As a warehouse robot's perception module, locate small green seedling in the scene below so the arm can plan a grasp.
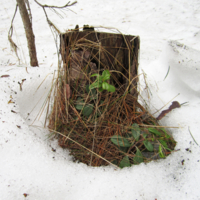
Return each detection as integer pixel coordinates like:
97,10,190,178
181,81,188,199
89,70,116,92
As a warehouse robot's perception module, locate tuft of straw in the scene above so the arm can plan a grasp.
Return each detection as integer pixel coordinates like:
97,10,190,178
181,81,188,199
47,27,176,167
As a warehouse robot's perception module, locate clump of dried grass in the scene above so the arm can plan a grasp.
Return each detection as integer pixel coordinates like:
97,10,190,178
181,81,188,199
47,28,176,168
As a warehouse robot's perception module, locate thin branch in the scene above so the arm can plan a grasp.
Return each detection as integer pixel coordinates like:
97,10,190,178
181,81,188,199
8,4,20,62
39,6,60,34
34,0,77,21
37,6,61,69
34,0,77,9
8,4,18,37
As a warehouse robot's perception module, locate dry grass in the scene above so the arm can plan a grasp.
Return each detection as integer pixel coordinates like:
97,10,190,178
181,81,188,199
46,28,176,168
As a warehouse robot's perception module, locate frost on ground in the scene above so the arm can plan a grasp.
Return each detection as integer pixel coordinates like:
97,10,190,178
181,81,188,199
0,0,200,199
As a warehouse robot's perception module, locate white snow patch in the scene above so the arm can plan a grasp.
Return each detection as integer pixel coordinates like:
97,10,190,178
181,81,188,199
0,0,200,199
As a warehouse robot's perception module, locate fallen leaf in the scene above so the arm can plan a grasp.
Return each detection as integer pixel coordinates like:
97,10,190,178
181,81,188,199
23,193,28,197
156,101,181,120
8,99,14,104
0,75,10,78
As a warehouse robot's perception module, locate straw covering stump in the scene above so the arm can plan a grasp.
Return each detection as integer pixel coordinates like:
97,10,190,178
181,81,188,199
48,26,176,168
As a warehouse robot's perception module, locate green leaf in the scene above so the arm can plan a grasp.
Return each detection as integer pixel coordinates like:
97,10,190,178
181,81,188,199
119,156,131,168
75,98,84,110
131,123,141,141
102,82,110,90
90,89,97,100
165,134,171,139
143,140,154,152
98,87,103,92
100,100,104,105
83,104,93,117
89,80,102,90
111,135,131,147
86,84,90,93
159,145,165,158
107,84,116,92
142,133,148,138
90,96,97,100
102,70,111,81
133,147,143,164
118,146,128,153
112,160,118,165
86,84,97,99
90,73,100,78
148,128,162,136
159,128,171,139
91,88,97,96
158,139,168,149
160,128,167,134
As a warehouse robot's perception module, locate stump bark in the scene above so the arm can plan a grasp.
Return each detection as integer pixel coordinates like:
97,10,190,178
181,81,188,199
60,27,140,98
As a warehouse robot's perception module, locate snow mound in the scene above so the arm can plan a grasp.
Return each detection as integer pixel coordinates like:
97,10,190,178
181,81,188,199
167,40,200,93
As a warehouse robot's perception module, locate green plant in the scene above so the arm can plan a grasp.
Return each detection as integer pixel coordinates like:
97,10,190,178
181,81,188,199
89,70,116,92
75,85,101,118
110,124,174,168
75,97,94,117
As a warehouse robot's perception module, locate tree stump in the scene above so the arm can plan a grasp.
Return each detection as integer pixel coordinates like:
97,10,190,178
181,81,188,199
60,26,140,98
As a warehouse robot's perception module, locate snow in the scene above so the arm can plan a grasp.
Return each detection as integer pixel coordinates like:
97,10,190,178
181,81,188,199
0,0,200,199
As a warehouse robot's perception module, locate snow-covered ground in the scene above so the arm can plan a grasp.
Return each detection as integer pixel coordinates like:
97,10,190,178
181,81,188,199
0,0,200,199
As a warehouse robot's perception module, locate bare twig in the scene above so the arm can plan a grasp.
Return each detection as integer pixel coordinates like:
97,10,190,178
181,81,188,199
33,0,77,9
33,0,77,34
8,4,18,37
8,4,20,62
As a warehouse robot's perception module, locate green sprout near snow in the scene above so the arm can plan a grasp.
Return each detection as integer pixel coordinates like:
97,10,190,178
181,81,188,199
89,70,116,92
